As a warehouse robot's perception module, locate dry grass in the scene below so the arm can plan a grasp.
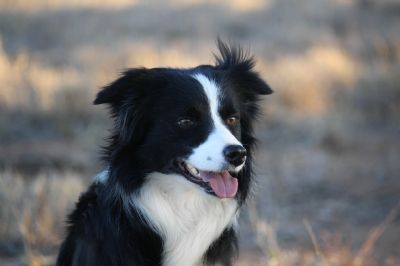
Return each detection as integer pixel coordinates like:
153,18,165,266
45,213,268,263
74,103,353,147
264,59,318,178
0,0,271,12
0,39,82,110
0,171,84,265
240,201,400,266
262,45,360,115
0,0,139,11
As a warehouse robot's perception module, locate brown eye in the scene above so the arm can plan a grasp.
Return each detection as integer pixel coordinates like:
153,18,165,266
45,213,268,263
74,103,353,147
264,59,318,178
226,116,239,127
177,118,195,129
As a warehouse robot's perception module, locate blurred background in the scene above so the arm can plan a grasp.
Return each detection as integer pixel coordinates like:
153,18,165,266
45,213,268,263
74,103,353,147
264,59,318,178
0,0,399,265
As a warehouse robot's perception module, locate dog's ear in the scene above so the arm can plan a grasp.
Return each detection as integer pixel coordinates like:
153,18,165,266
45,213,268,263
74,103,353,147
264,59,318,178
94,68,150,110
94,68,156,146
214,39,273,96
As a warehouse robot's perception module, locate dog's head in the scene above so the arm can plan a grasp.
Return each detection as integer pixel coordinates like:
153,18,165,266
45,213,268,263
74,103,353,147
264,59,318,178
95,41,272,203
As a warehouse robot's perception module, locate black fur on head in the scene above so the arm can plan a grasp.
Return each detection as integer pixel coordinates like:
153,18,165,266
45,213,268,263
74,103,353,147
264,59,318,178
94,40,272,203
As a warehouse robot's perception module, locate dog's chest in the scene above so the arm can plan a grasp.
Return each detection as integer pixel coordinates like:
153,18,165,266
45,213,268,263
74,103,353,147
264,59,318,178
134,173,238,266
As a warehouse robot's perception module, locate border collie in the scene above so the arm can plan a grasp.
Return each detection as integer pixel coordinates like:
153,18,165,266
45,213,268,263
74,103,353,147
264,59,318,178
57,40,272,266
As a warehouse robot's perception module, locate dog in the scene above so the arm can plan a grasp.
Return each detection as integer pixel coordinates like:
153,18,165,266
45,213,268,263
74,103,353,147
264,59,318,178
57,40,272,266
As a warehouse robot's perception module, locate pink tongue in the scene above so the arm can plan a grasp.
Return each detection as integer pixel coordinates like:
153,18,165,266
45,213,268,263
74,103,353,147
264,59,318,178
200,171,238,198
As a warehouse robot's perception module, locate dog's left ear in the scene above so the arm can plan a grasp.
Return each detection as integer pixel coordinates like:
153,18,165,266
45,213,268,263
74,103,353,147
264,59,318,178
214,39,273,97
230,67,273,98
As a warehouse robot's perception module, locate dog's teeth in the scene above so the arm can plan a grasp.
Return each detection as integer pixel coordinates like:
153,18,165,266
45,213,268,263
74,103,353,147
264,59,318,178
192,168,199,176
187,165,199,176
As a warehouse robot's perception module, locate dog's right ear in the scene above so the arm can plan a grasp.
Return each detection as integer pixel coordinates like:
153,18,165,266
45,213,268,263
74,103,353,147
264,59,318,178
94,68,150,110
94,68,156,146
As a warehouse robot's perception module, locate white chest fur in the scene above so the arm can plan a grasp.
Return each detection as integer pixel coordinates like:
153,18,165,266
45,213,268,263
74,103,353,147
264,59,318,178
133,172,238,266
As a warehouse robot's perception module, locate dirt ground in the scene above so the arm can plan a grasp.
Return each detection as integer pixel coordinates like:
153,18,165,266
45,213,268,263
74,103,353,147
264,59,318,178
0,0,399,265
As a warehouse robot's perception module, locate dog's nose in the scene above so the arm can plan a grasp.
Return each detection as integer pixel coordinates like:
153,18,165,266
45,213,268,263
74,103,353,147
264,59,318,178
223,145,247,166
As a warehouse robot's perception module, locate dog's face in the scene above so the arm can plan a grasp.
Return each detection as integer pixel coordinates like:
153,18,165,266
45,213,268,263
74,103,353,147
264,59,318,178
95,42,272,202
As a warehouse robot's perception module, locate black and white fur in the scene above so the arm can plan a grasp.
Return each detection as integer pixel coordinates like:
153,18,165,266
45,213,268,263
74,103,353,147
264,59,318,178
57,41,272,266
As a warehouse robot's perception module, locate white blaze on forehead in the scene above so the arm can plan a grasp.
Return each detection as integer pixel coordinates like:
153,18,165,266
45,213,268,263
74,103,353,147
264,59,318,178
192,74,219,118
188,74,242,171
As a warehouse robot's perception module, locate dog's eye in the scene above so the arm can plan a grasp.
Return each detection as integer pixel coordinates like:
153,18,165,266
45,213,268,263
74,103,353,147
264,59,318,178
225,116,239,127
177,118,195,129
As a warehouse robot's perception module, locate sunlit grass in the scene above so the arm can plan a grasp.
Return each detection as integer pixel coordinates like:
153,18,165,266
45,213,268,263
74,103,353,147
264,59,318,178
0,0,271,12
0,40,82,110
0,0,139,11
0,37,361,116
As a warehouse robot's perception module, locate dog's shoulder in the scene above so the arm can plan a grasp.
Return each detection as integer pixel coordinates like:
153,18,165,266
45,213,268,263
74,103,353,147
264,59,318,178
57,183,102,266
67,183,99,224
57,182,163,266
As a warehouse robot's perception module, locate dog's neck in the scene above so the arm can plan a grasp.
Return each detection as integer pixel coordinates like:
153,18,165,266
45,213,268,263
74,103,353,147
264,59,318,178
132,172,238,266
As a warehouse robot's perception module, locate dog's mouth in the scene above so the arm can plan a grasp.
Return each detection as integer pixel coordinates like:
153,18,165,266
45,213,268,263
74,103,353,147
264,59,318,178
175,159,239,198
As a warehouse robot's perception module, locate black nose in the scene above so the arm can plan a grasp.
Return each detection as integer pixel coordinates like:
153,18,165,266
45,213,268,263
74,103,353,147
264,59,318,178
223,145,247,166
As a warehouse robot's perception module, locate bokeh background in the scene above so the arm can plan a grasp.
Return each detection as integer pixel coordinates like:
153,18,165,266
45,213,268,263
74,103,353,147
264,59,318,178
0,0,399,265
